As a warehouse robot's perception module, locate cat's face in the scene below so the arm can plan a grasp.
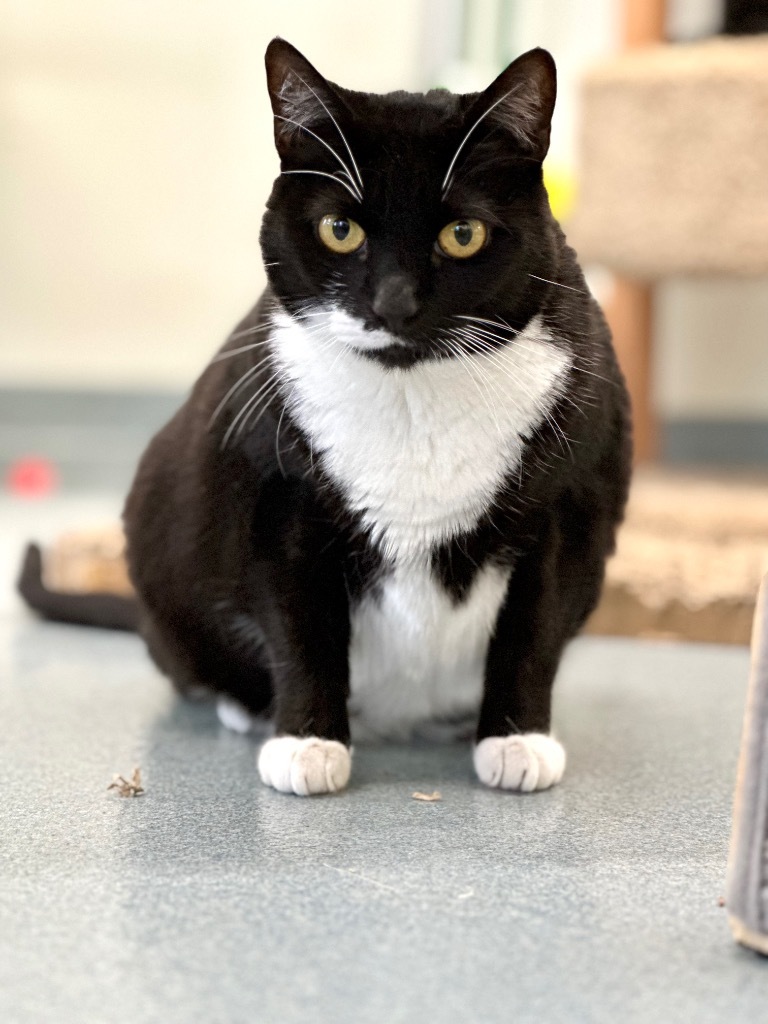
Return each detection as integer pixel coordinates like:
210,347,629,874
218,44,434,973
260,39,558,367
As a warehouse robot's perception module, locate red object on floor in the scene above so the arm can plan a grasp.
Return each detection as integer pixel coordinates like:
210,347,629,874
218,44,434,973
6,456,59,498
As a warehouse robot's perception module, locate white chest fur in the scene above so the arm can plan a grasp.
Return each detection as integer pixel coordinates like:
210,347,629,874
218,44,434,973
270,306,570,738
271,306,570,560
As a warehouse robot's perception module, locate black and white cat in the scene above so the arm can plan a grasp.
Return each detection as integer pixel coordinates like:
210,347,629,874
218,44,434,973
123,39,631,796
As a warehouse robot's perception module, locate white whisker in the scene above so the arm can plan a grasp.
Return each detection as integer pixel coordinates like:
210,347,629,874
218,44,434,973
442,88,518,198
228,323,273,342
209,355,273,427
528,274,586,294
236,376,287,442
211,339,272,363
281,169,360,202
274,115,363,201
275,405,287,479
295,73,364,193
454,314,519,334
222,372,281,450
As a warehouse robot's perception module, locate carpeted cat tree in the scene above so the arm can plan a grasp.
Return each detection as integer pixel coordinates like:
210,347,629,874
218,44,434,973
570,31,768,647
570,36,768,277
569,23,768,955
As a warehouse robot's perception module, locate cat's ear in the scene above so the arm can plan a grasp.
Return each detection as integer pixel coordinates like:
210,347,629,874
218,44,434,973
470,48,556,162
264,38,349,160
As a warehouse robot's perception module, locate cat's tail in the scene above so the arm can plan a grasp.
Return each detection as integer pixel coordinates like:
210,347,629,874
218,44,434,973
17,543,140,632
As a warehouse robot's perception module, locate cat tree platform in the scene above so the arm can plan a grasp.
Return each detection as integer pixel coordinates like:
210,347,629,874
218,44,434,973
570,36,768,278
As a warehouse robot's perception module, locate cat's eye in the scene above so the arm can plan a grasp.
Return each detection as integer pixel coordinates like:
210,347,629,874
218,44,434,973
437,219,488,259
318,215,366,254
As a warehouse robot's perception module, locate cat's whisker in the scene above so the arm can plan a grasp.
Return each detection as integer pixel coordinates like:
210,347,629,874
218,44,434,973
295,73,364,194
451,329,576,461
440,333,506,442
222,371,282,449
210,339,272,363
274,115,363,201
441,87,518,199
208,355,275,427
281,169,361,202
263,261,281,268
274,405,288,479
528,274,586,294
228,322,273,342
236,374,290,442
453,314,519,335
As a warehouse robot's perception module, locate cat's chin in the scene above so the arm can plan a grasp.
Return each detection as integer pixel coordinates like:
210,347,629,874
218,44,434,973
354,343,433,370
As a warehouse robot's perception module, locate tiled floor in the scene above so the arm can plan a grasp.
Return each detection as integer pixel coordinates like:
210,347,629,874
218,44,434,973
1,494,766,1023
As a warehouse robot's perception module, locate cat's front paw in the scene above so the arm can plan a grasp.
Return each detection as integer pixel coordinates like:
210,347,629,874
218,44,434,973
257,736,351,796
474,733,565,792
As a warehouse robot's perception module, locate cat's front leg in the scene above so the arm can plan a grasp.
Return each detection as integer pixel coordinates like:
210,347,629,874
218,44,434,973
251,483,353,797
474,541,579,794
256,603,352,795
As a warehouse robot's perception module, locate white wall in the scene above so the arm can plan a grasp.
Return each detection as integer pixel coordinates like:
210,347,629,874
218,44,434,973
0,0,426,390
2,0,766,426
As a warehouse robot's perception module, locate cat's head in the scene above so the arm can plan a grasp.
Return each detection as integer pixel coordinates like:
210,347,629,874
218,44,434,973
260,38,558,367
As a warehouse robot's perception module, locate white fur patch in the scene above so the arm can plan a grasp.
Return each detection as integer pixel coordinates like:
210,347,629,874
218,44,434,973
216,697,254,734
258,736,352,796
348,561,510,741
474,733,565,791
271,306,570,562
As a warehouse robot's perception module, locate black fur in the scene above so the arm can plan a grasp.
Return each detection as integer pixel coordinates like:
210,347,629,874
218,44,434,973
120,40,631,755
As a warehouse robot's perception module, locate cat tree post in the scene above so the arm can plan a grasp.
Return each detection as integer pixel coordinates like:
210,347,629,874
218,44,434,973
602,0,666,463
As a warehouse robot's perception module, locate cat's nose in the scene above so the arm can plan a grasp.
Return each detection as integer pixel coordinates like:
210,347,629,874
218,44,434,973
372,274,418,332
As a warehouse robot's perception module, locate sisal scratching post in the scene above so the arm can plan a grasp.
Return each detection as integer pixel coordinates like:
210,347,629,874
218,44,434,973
727,573,768,955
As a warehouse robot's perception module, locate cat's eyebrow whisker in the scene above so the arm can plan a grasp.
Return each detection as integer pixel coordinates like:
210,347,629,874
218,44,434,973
281,169,361,202
274,115,363,201
528,274,586,294
441,88,518,199
295,72,364,194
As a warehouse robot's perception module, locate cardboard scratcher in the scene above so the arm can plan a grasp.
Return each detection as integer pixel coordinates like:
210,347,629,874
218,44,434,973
727,573,768,955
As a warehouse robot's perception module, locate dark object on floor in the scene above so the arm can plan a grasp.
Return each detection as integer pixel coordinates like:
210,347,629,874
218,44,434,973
727,573,768,956
724,0,768,35
17,542,138,631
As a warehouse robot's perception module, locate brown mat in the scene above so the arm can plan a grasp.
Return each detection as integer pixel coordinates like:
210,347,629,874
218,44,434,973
588,470,768,645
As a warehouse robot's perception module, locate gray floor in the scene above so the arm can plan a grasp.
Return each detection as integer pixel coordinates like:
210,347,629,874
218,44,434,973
1,496,766,1024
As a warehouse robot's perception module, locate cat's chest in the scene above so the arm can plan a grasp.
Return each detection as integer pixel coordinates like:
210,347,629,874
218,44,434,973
271,307,570,559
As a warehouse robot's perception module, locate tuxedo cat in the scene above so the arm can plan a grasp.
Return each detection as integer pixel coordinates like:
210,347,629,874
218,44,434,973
123,39,631,796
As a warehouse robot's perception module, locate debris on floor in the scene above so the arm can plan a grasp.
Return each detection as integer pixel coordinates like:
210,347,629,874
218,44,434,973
107,766,144,798
412,790,441,802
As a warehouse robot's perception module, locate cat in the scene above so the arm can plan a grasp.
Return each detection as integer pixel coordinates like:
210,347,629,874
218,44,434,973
118,38,632,796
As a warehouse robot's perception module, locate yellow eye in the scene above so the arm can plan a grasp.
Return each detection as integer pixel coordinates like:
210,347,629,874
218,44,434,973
318,215,366,254
437,218,488,259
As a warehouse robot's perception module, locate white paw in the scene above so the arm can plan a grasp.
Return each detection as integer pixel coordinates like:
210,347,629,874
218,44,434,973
216,697,254,734
257,736,352,796
474,733,565,792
